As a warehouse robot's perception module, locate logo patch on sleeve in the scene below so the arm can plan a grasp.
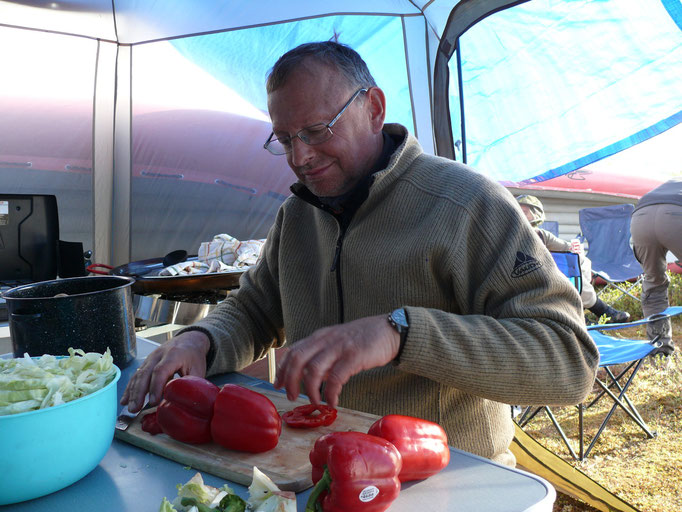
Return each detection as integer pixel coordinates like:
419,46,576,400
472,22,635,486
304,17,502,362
511,251,542,278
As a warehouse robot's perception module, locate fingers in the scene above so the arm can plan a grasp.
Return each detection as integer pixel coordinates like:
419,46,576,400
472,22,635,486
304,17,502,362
120,331,210,412
120,351,162,412
319,361,356,409
275,315,400,408
274,340,320,402
299,339,353,407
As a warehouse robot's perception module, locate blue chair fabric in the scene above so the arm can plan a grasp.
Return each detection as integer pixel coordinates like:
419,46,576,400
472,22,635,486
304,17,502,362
517,306,682,460
540,220,559,236
578,204,643,299
551,251,582,294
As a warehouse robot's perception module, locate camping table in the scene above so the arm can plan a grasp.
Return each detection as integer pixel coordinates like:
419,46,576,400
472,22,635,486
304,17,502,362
2,334,556,511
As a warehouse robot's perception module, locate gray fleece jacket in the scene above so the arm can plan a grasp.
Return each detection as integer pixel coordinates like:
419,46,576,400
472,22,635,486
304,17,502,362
183,124,599,465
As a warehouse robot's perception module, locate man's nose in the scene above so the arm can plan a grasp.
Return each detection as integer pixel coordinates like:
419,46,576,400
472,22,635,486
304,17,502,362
289,137,315,167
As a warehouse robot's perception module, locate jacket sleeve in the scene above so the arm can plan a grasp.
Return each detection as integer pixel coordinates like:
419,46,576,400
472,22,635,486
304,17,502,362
536,228,571,252
395,184,599,407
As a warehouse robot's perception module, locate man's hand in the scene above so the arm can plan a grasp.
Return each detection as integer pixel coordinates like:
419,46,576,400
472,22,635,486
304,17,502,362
120,330,211,413
273,315,401,408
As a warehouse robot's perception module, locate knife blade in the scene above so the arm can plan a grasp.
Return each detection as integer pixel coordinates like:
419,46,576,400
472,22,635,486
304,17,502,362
115,395,150,431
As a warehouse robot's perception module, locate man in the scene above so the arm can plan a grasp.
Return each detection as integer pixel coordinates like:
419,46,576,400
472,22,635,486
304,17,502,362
122,42,598,466
631,179,682,355
516,194,630,323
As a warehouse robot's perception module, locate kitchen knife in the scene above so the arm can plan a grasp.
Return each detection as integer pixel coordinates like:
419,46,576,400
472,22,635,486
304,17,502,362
115,395,150,431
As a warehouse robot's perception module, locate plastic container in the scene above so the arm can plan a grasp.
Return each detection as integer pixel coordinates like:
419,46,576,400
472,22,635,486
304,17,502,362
0,363,121,505
570,238,583,255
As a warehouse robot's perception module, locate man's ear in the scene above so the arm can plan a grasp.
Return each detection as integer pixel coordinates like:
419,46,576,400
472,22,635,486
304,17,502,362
366,87,387,133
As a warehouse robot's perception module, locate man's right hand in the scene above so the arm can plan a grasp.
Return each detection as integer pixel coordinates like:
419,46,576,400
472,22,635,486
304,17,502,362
120,330,211,413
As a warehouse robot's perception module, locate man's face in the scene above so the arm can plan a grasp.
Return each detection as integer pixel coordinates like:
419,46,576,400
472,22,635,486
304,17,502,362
520,204,535,223
267,61,382,197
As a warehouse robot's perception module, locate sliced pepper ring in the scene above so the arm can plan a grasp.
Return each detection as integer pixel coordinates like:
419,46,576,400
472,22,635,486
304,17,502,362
282,404,338,428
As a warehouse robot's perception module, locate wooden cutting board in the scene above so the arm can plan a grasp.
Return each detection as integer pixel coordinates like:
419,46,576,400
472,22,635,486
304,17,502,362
114,384,380,492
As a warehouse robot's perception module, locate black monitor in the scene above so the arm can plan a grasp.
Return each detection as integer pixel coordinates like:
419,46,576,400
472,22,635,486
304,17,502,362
0,194,59,283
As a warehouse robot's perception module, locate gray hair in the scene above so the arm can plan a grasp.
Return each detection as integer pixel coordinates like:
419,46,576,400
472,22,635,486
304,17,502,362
266,41,377,93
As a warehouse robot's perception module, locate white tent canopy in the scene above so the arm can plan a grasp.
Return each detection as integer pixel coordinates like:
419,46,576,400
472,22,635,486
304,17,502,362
1,0,679,266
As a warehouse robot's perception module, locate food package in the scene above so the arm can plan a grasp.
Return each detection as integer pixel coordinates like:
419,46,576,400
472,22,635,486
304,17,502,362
159,234,265,276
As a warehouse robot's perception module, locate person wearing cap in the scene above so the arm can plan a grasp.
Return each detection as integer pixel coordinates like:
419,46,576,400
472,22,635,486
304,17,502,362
516,195,630,324
630,178,682,355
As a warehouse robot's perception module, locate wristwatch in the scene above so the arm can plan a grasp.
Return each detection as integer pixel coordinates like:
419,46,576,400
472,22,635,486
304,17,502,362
388,307,409,353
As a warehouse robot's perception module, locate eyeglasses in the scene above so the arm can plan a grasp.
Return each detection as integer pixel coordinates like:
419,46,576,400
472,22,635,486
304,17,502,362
263,88,368,155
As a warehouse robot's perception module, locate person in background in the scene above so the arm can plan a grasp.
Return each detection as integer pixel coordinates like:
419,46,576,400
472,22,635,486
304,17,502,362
630,178,682,355
122,41,599,467
516,195,630,324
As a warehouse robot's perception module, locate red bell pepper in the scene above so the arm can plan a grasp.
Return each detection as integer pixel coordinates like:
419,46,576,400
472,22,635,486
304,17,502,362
306,431,402,512
367,414,450,482
140,411,163,435
155,375,220,444
282,404,338,429
210,384,282,453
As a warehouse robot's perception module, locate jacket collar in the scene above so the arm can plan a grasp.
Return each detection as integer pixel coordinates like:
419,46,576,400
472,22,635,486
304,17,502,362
290,128,403,218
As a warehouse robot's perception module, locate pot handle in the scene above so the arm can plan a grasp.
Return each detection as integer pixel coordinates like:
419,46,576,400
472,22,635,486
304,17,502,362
11,312,42,321
87,263,114,275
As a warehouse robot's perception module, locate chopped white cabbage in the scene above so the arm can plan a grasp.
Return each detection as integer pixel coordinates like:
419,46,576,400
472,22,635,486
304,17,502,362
158,468,295,512
208,490,229,508
247,467,296,512
0,347,116,415
251,492,296,512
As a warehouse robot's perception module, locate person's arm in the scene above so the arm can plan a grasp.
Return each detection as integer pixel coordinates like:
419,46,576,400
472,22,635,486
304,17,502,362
536,228,571,252
393,192,598,407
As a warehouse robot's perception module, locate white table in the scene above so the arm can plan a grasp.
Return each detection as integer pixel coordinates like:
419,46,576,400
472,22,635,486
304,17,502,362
3,336,556,511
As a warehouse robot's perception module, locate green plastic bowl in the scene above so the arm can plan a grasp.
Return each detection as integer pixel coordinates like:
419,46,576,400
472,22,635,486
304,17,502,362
0,363,121,505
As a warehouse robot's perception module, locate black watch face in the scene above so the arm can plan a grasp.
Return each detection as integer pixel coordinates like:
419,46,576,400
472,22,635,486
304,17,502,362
392,308,408,328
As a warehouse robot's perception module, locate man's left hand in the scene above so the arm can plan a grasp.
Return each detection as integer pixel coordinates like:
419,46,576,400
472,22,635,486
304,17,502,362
273,315,401,407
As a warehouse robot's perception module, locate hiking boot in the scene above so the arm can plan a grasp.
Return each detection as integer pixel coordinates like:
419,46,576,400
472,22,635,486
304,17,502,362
652,339,675,357
588,299,630,324
602,305,630,324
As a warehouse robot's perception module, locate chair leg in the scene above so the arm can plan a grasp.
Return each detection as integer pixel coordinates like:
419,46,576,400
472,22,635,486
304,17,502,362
544,406,581,461
594,275,642,301
578,403,585,461
602,366,648,426
517,406,543,427
515,405,582,460
586,361,637,409
582,363,656,458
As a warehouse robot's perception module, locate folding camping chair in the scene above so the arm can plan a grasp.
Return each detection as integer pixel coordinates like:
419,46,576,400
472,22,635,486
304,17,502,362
517,306,682,460
539,220,559,237
551,251,582,294
578,204,643,301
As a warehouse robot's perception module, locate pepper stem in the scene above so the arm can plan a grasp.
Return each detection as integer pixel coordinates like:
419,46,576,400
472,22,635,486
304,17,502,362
305,467,332,512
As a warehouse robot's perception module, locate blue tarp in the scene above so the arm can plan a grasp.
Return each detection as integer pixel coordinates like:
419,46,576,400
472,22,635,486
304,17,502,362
452,0,682,183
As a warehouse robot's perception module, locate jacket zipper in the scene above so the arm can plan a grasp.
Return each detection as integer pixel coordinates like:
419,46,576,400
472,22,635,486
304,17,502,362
329,227,346,324
289,184,357,327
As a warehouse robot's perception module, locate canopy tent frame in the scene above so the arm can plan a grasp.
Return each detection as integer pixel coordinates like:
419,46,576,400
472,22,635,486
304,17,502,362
0,0,679,266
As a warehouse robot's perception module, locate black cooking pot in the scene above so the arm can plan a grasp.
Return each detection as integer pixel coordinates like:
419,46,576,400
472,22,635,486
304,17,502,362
2,276,137,368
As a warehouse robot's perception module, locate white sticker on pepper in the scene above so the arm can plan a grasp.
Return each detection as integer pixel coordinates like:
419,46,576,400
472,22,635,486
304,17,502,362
359,485,379,502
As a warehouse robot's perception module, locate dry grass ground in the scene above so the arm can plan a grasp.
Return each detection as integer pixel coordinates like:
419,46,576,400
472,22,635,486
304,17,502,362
522,274,682,512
